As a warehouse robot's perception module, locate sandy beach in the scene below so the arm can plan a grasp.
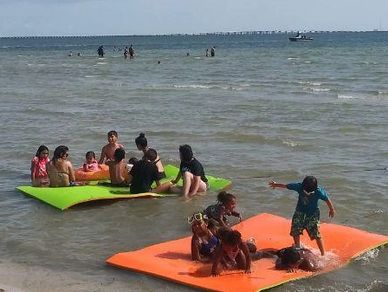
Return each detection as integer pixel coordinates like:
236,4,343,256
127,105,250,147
0,261,132,292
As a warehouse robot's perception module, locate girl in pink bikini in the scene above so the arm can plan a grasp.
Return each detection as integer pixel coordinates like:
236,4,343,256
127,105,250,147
83,151,100,172
30,145,50,187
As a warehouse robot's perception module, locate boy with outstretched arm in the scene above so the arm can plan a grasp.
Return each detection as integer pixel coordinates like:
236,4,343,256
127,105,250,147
269,176,335,255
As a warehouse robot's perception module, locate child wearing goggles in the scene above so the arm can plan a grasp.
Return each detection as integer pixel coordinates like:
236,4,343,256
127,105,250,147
189,213,220,262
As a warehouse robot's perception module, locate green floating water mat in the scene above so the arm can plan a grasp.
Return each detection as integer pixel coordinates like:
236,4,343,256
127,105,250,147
16,164,231,210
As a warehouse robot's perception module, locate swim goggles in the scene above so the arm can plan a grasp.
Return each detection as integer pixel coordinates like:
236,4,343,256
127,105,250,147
187,212,207,224
303,189,315,196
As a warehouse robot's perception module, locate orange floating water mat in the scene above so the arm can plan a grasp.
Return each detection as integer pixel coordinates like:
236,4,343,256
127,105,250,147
106,213,388,292
75,164,110,181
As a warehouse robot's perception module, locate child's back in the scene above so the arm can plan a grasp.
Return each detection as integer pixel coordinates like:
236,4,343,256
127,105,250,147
106,148,128,186
129,157,158,194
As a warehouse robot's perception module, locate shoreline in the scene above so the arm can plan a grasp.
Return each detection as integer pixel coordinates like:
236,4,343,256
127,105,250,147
0,261,130,292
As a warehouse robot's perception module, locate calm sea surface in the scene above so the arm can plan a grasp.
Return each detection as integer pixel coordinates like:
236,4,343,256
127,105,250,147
0,32,387,291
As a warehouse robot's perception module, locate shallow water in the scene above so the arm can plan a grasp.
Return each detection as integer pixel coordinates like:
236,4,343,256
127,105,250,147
0,32,387,291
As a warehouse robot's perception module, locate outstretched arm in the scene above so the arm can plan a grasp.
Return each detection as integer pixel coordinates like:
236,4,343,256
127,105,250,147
326,199,335,218
211,246,223,276
269,180,287,189
241,242,251,273
191,236,201,261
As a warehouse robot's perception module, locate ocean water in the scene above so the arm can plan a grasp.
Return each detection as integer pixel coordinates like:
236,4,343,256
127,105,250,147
0,32,387,291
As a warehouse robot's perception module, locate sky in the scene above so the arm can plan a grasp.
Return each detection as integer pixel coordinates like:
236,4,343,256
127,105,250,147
0,0,387,37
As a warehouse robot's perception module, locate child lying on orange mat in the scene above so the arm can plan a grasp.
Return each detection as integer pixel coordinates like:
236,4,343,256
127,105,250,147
275,246,320,272
189,213,220,262
211,229,251,276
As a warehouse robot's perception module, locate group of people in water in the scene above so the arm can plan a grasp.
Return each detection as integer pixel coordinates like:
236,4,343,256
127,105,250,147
30,130,335,276
188,175,335,276
30,131,207,198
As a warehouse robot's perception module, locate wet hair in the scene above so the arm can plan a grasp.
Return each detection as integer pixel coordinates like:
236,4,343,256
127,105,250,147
36,145,49,157
53,145,69,162
107,130,118,138
302,176,318,193
217,191,236,205
179,144,193,162
85,151,95,159
278,247,301,266
128,157,138,165
217,227,231,241
223,230,242,246
114,148,125,162
135,132,147,149
144,148,157,162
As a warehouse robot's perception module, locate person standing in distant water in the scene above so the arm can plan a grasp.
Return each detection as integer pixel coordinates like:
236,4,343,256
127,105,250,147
210,46,215,57
97,45,104,57
206,48,209,57
129,44,135,59
124,46,128,59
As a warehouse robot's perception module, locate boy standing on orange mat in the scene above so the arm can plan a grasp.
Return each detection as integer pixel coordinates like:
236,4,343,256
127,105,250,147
269,176,335,255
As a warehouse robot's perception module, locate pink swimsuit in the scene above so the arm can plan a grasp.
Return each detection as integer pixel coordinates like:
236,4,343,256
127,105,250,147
31,156,49,185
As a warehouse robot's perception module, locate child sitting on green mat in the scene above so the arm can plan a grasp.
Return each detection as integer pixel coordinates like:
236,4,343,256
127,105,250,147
269,176,335,256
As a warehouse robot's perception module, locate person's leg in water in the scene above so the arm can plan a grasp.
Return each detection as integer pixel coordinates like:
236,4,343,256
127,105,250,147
182,171,194,197
182,171,207,198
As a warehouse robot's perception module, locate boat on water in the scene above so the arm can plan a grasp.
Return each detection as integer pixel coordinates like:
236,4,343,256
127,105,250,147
289,33,313,42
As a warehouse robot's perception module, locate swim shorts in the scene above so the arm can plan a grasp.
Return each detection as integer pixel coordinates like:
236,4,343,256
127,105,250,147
290,209,321,240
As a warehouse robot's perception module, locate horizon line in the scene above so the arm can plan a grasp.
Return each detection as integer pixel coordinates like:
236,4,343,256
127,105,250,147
0,29,386,39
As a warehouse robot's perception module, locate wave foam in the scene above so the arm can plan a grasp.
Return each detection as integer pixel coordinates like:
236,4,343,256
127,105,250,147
337,94,362,100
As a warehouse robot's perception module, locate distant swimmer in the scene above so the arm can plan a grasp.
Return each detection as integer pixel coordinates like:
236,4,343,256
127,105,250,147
157,60,161,64
186,52,190,56
97,45,104,57
210,46,215,57
68,51,73,57
129,44,134,58
124,46,128,59
206,48,209,57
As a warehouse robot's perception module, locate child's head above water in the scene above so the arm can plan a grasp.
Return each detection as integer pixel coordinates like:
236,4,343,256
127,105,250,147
53,145,69,160
85,151,96,163
135,132,147,150
36,145,49,158
144,148,157,162
114,148,125,162
302,176,318,193
179,144,193,162
217,191,237,210
107,130,118,144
